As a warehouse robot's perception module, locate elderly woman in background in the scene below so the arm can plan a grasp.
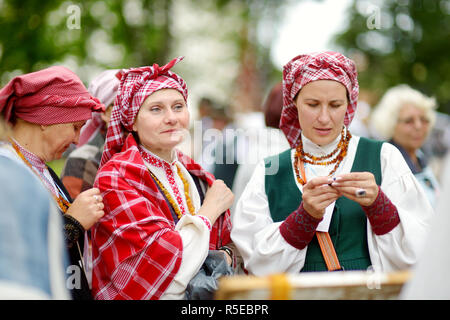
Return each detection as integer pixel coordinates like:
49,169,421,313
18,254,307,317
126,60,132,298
371,84,440,207
92,57,235,300
0,66,105,299
231,52,434,275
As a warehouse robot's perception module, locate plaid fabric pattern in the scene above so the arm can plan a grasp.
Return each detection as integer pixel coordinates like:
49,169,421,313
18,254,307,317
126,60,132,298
101,56,187,167
280,51,359,148
0,66,105,125
61,130,105,199
92,134,231,300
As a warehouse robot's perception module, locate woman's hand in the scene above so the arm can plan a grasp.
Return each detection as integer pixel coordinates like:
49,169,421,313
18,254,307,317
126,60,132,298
66,187,105,230
330,172,379,207
302,176,341,219
197,179,234,225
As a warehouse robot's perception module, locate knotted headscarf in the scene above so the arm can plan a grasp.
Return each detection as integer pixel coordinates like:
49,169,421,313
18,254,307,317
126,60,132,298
280,51,359,148
0,66,105,125
101,56,187,166
77,69,121,147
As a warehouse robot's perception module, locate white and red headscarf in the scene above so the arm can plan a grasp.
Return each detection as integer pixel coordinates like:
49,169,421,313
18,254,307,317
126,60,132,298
101,56,187,167
0,66,105,125
280,51,359,148
77,69,121,147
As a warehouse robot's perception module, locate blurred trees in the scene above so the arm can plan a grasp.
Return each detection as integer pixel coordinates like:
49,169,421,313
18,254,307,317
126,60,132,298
334,0,450,113
0,0,173,84
0,0,287,114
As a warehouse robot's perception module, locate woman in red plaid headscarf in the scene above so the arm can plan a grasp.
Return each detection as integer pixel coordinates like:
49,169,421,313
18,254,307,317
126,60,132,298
0,66,106,300
231,51,433,275
92,56,235,300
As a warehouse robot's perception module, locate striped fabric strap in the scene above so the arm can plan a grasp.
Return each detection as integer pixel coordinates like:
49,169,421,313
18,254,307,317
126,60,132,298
316,231,343,271
298,158,343,271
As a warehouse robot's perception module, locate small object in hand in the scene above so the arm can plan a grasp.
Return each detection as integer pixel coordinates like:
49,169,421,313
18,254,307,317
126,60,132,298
356,188,366,198
328,177,337,186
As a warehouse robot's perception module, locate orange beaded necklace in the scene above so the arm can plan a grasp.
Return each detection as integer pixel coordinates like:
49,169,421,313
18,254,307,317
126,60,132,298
149,164,196,219
294,127,351,185
9,139,71,213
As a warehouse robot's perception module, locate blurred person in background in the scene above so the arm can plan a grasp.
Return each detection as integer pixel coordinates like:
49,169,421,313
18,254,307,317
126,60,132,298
400,150,450,299
61,69,120,199
0,66,106,300
92,57,235,300
231,82,289,215
370,84,440,207
231,52,433,275
60,69,120,290
0,116,69,299
209,103,240,189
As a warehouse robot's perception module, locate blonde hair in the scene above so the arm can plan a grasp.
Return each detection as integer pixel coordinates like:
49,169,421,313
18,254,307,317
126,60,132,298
370,84,437,139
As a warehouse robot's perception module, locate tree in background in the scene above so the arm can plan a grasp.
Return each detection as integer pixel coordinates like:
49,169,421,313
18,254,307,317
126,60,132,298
0,0,172,84
334,0,450,114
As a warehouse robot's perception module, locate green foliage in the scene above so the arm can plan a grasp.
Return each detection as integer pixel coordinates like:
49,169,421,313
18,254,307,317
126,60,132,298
333,0,450,114
0,0,173,82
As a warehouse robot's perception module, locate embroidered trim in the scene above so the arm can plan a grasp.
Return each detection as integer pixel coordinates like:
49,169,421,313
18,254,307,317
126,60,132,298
279,202,322,250
361,187,400,235
140,147,188,216
197,215,212,232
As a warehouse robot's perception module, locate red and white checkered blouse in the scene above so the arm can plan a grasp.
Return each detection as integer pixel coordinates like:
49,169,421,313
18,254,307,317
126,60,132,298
91,134,232,300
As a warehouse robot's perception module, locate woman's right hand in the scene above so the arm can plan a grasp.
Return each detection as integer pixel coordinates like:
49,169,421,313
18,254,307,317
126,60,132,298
66,187,105,230
197,179,234,225
302,176,341,220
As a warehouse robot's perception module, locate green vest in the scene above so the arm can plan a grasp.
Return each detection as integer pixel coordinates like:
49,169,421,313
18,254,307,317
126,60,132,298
264,137,383,272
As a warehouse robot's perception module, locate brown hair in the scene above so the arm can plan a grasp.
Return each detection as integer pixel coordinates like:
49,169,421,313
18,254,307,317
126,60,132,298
263,82,283,128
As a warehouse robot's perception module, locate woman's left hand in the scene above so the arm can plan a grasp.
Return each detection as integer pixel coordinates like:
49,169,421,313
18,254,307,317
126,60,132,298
330,172,379,207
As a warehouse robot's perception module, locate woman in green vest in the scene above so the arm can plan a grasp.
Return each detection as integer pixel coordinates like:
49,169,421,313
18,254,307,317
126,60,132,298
231,52,434,274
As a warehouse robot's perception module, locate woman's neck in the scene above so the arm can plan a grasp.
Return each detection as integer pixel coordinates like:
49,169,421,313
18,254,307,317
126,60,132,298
11,121,46,162
301,128,344,156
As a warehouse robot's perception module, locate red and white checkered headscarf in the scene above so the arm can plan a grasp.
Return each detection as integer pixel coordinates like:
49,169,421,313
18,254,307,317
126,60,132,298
280,51,359,148
101,56,187,167
0,66,105,125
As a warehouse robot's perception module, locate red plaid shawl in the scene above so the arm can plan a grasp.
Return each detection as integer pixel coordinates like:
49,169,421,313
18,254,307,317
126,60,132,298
92,134,232,300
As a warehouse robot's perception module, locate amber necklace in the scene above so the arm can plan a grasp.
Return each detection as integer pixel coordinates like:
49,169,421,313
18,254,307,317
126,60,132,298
294,127,351,185
149,164,196,219
9,138,71,213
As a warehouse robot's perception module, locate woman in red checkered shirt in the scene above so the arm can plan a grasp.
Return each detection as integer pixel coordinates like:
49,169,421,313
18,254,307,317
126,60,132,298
91,57,235,300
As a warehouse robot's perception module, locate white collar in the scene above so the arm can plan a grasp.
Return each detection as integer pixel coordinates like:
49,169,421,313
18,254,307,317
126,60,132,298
301,126,346,156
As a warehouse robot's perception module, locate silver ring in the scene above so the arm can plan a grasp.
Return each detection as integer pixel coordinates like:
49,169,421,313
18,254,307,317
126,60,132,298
93,195,100,202
355,188,366,198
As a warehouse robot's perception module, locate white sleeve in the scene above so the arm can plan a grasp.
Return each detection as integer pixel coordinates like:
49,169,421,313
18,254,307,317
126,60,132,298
159,214,210,300
367,142,434,272
230,160,307,276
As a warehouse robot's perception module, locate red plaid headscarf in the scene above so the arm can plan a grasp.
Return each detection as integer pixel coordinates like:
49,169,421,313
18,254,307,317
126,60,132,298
101,56,187,167
280,51,359,148
0,66,105,125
